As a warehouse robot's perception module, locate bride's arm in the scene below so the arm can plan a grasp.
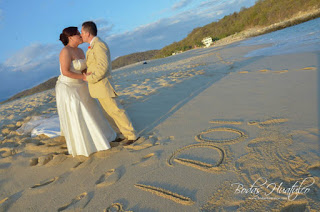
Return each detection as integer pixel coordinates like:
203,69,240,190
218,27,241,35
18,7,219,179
59,48,84,80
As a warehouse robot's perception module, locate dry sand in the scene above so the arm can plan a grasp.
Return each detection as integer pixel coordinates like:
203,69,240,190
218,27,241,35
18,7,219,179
0,41,319,211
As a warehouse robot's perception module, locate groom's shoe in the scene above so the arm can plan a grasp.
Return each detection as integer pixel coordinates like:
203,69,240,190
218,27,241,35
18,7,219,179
123,137,140,146
111,137,124,143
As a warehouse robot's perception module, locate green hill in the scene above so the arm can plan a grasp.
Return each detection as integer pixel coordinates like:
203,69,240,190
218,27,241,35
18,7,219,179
112,50,159,70
154,0,320,58
1,76,58,104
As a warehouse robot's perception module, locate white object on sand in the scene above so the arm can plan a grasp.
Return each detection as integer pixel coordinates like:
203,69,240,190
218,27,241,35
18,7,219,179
17,115,61,138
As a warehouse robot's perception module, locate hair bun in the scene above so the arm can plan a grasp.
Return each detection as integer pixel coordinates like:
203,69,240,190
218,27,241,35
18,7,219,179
59,33,69,46
59,27,78,46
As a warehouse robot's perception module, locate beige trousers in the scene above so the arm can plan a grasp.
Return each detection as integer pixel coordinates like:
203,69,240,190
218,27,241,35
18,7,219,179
98,97,137,140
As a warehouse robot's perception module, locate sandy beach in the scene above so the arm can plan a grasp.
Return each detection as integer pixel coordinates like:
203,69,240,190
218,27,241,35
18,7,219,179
0,23,319,211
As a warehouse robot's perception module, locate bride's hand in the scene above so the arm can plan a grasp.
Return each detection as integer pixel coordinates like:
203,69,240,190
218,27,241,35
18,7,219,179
83,73,87,81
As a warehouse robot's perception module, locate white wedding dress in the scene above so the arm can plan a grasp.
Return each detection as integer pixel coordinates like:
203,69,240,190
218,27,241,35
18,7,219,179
55,59,116,157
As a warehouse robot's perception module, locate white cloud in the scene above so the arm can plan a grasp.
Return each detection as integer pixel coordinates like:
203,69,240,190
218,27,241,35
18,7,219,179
172,0,193,10
4,43,60,72
94,18,114,35
199,0,227,8
100,0,256,59
0,43,62,100
0,39,92,100
94,18,110,26
145,35,165,42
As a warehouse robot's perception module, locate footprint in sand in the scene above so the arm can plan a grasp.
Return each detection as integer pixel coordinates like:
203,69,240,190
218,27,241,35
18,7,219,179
132,153,156,166
58,192,93,211
124,136,158,151
0,191,24,211
258,69,270,72
104,203,132,212
308,163,320,177
238,71,249,74
0,197,9,204
248,118,288,128
30,153,69,167
280,201,307,212
30,176,59,189
29,154,54,166
47,154,68,166
0,163,11,170
0,148,17,158
95,168,121,188
195,127,247,144
214,52,233,65
71,157,93,170
72,161,83,169
274,70,288,74
289,128,319,141
156,136,175,145
301,67,316,71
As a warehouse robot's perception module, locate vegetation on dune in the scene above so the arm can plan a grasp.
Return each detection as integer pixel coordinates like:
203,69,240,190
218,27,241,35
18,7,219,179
1,77,58,104
153,0,320,58
112,50,159,70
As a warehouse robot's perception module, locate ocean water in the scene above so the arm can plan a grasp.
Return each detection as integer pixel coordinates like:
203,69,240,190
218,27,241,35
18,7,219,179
239,17,320,57
1,18,319,103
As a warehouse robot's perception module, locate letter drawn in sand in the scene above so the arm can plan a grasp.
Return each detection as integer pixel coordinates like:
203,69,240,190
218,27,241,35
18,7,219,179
248,118,288,128
167,143,225,172
134,184,194,205
195,127,247,143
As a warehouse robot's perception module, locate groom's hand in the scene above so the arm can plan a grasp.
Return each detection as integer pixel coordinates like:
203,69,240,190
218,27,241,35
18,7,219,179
81,69,87,74
83,72,92,82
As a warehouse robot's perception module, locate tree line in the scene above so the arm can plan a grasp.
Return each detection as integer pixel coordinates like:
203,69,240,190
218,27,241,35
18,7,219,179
153,0,320,58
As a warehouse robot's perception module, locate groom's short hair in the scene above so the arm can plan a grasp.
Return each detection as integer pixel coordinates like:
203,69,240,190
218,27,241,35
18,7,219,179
82,21,97,36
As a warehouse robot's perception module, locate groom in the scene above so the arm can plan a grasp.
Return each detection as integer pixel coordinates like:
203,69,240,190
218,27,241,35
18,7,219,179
81,21,138,146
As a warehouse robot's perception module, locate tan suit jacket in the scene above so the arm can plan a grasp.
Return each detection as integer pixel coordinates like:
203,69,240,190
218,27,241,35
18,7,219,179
86,37,117,98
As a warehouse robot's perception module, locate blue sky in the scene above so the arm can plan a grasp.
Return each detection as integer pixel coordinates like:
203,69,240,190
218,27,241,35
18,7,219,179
0,0,256,101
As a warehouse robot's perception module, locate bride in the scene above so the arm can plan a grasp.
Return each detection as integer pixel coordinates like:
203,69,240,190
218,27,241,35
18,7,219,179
56,26,116,157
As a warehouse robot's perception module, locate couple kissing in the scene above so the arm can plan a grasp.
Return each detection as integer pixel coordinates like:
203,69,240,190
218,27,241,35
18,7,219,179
56,21,139,157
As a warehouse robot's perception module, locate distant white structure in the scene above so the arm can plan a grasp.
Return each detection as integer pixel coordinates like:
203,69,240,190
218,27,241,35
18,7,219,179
172,50,183,55
202,37,213,48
